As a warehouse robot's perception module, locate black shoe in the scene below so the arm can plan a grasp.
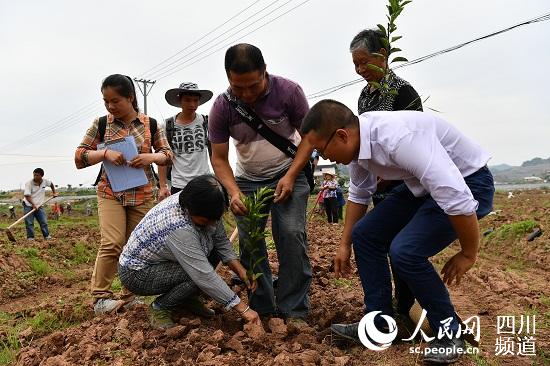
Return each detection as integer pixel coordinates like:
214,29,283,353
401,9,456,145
423,337,465,364
330,322,360,343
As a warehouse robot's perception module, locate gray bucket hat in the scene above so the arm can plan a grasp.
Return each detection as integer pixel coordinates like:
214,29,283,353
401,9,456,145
165,82,213,108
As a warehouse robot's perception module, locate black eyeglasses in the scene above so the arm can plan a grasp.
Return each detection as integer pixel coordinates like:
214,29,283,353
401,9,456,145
318,126,344,159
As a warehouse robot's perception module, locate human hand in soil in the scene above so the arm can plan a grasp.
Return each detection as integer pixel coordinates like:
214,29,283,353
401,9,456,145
274,174,295,203
230,195,248,216
157,186,170,201
104,150,125,166
334,243,353,277
242,308,261,325
441,252,476,286
128,154,156,168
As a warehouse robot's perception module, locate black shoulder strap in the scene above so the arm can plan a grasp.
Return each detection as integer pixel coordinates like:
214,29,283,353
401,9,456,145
98,116,108,142
222,93,297,158
202,114,211,157
94,116,108,186
223,93,315,193
149,118,157,148
165,116,175,149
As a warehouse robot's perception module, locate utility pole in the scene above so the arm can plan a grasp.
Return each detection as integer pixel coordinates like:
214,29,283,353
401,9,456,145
133,78,156,115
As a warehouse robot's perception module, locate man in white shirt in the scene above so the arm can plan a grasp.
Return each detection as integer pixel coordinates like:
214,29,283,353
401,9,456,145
23,168,57,240
301,100,494,364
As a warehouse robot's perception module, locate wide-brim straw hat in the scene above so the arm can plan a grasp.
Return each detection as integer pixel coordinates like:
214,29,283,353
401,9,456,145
165,82,213,108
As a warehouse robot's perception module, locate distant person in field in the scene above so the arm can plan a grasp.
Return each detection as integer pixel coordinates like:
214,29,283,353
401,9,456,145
302,100,494,364
9,206,16,219
350,28,424,320
119,175,260,329
22,168,57,240
157,82,213,201
75,74,173,316
321,172,339,224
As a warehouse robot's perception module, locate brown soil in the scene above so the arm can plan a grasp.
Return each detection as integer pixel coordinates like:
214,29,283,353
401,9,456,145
2,191,549,365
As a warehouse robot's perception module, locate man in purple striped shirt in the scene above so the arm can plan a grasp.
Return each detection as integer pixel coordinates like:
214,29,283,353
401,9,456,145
209,44,313,321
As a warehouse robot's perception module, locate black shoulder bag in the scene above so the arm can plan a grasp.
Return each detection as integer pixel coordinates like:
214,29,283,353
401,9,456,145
223,93,315,193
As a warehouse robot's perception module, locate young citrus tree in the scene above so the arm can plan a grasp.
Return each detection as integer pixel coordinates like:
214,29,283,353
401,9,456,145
240,187,275,285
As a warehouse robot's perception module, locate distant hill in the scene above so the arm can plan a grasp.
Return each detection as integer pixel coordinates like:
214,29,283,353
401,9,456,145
521,157,550,167
490,157,550,183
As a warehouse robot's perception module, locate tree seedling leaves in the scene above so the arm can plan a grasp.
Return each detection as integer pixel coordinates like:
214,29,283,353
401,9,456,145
367,64,385,74
390,56,408,63
377,24,387,37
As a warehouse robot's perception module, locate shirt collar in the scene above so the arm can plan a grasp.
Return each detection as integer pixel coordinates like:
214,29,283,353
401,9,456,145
110,112,144,126
357,114,372,160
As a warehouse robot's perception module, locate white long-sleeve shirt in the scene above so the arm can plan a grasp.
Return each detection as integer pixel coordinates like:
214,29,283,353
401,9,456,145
348,111,491,215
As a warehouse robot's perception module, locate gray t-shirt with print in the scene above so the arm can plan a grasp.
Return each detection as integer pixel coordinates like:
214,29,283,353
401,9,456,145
167,114,211,189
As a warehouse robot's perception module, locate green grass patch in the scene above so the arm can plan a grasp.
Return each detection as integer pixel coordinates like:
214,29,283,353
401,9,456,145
486,220,538,242
331,278,354,289
27,257,51,276
111,277,122,292
0,309,74,365
72,241,93,264
0,330,19,366
17,247,39,258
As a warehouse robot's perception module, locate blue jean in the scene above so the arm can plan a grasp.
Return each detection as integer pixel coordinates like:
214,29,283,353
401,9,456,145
352,166,494,333
235,172,312,318
23,204,50,239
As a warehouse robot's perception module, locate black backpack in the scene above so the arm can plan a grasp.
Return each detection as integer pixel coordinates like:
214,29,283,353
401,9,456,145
93,116,159,186
164,114,211,180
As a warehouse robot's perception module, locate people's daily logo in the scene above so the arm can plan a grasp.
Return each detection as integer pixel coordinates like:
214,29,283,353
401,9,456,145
358,311,398,351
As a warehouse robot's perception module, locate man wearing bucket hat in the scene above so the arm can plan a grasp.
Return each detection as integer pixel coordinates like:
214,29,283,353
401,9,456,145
158,82,214,200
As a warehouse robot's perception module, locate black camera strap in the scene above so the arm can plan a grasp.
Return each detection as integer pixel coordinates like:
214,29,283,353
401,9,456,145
223,92,315,192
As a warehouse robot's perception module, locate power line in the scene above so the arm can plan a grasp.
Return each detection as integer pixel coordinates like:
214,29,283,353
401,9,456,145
154,0,312,81
0,100,102,152
1,105,104,153
144,0,283,80
307,11,550,99
2,0,304,154
137,0,264,78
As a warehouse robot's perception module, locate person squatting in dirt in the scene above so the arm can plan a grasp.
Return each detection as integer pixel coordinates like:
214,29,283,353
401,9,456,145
118,175,261,329
75,74,173,316
302,99,494,364
209,43,313,321
22,167,58,240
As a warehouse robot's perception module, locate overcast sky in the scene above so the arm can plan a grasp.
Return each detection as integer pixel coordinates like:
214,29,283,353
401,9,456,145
1,0,549,190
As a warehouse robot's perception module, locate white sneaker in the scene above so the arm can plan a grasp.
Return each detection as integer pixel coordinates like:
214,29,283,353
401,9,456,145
94,298,125,315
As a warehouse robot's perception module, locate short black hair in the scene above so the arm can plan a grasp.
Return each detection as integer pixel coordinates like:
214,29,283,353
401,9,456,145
33,168,44,176
349,29,387,53
301,99,357,138
224,43,266,74
179,175,229,220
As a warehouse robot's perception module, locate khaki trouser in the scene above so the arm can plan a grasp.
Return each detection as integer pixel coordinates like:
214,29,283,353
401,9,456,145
91,196,152,300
